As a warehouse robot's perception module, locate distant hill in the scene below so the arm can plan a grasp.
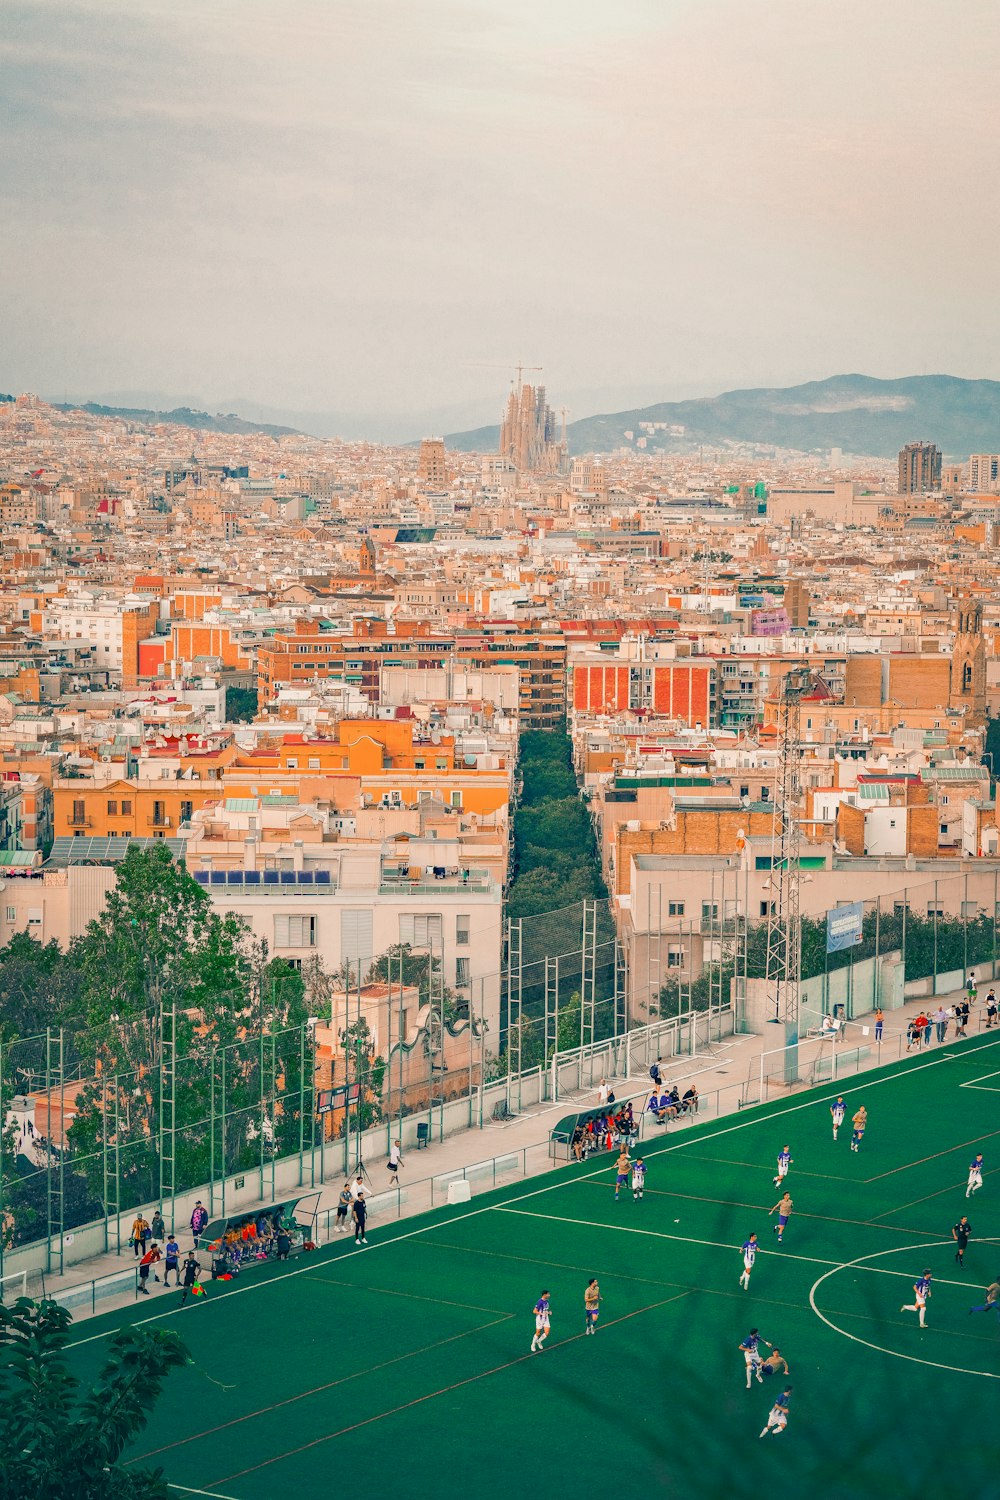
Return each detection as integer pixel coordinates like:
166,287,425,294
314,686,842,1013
444,374,1000,459
52,401,301,438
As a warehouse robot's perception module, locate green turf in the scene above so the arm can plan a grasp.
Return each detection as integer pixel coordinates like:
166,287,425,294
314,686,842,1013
66,1032,1000,1500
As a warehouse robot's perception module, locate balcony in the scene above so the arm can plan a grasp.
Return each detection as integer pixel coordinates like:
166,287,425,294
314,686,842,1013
379,868,496,896
147,815,173,829
68,815,93,829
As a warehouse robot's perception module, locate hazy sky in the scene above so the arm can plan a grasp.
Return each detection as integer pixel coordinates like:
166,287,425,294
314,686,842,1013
3,0,999,438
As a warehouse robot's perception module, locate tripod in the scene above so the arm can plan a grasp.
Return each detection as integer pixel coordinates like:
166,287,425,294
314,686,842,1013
354,1158,373,1189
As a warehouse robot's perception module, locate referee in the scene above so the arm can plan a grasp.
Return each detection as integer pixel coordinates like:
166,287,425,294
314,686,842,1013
953,1213,972,1267
353,1190,369,1246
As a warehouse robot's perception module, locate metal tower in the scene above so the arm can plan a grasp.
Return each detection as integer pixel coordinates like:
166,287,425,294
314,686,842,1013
763,668,813,1059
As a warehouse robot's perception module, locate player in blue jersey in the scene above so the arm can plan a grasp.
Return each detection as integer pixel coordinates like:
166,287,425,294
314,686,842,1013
739,1232,759,1290
760,1386,792,1438
772,1145,792,1188
530,1291,551,1352
631,1157,646,1200
967,1151,984,1198
738,1327,771,1388
901,1269,932,1328
830,1096,846,1140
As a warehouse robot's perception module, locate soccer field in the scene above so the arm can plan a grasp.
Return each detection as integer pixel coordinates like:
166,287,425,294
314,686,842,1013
66,1031,1000,1500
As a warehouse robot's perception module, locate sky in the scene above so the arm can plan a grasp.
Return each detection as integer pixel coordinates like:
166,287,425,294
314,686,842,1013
2,0,999,440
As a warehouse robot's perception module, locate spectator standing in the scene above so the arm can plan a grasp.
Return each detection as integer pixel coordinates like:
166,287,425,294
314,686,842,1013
129,1215,148,1259
873,1007,884,1043
387,1140,404,1186
598,1079,610,1108
190,1201,208,1238
352,1191,369,1245
163,1235,181,1286
986,990,997,1029
649,1058,663,1089
335,1182,352,1232
138,1243,161,1294
150,1207,165,1242
934,1006,950,1044
922,1012,933,1048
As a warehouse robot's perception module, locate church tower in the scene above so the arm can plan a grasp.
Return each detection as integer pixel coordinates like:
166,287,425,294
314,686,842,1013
950,600,986,721
358,533,376,581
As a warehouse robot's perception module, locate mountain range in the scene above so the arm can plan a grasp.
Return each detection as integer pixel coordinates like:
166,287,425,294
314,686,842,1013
444,374,1000,460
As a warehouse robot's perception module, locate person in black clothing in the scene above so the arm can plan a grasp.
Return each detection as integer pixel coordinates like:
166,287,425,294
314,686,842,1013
649,1058,663,1088
276,1229,291,1260
953,1215,972,1266
353,1191,368,1246
179,1251,203,1305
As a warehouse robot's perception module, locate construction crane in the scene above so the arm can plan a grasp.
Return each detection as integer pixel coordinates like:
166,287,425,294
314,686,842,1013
763,667,814,1058
465,362,543,388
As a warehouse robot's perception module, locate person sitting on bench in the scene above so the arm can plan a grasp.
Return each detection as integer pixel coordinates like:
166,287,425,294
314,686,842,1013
682,1085,700,1115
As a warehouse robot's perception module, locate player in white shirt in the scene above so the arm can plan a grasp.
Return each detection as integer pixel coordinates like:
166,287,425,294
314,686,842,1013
967,1152,984,1198
739,1233,758,1290
772,1146,792,1188
631,1158,646,1201
830,1096,846,1140
530,1291,551,1353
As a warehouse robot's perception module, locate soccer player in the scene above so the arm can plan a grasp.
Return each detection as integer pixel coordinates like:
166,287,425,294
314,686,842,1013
631,1156,646,1200
739,1232,759,1290
761,1348,790,1379
584,1278,601,1335
830,1096,846,1140
770,1191,794,1244
901,1269,932,1328
952,1214,972,1267
850,1104,867,1153
531,1290,551,1352
967,1151,984,1198
759,1387,792,1438
738,1327,771,1388
772,1145,792,1188
968,1278,1000,1320
614,1145,632,1201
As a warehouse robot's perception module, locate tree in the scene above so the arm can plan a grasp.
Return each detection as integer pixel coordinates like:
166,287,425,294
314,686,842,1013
339,1017,385,1131
0,932,83,1042
0,1297,188,1500
225,684,259,722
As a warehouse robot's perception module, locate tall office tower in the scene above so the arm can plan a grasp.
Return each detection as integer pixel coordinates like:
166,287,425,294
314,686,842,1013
418,438,448,487
968,454,1000,493
898,441,942,494
499,382,563,472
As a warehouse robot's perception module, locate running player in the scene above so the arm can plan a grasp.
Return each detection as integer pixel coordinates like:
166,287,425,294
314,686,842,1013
613,1145,632,1201
770,1191,794,1244
830,1096,846,1140
584,1278,601,1335
850,1104,867,1153
738,1327,771,1388
761,1347,790,1379
759,1387,792,1438
967,1151,984,1199
739,1232,759,1290
772,1145,792,1188
631,1156,646,1201
901,1269,932,1328
530,1290,551,1352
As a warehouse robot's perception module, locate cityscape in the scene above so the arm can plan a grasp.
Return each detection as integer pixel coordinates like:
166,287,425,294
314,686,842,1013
2,3,999,1498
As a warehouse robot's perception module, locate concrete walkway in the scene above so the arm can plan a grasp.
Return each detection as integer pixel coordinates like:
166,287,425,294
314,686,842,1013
22,983,991,1326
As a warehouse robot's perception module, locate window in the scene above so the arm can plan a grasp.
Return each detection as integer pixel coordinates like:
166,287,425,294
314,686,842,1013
927,903,944,917
415,759,425,770
456,915,470,945
450,790,463,809
308,757,320,770
940,823,949,836
456,957,470,986
287,758,298,769
121,799,132,815
739,785,749,799
667,900,685,917
72,799,85,825
399,913,443,948
5,906,15,923
180,800,193,824
940,794,949,805
107,799,117,815
273,914,317,948
666,947,684,968
702,902,719,923
341,909,373,979
436,759,447,771
760,786,770,802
